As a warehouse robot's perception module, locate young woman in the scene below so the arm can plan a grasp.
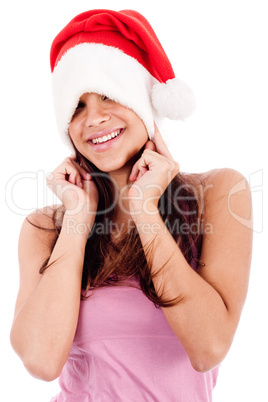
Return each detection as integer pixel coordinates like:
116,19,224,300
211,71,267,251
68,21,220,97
10,9,253,402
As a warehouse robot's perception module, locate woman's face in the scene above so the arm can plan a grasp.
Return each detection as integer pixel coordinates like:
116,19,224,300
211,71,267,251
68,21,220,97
69,92,148,173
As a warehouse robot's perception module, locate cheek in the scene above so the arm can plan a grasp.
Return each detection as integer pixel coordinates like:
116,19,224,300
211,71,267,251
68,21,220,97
127,115,148,140
134,117,149,142
136,125,149,145
68,124,81,148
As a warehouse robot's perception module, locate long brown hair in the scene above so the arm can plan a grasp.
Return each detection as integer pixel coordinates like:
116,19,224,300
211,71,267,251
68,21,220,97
30,146,204,307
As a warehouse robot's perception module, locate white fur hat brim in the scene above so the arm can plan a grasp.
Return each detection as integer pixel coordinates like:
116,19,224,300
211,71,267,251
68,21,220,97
52,43,196,147
52,43,159,146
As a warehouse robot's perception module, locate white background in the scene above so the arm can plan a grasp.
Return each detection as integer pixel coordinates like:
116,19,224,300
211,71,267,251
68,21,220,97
1,0,267,400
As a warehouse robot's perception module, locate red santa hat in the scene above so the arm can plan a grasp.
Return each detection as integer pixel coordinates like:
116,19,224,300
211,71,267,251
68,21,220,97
50,9,196,146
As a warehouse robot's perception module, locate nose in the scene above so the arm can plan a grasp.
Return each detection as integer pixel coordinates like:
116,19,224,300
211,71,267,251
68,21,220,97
83,93,110,127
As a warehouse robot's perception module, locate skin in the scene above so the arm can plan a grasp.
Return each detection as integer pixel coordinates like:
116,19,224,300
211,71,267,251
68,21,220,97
10,93,253,380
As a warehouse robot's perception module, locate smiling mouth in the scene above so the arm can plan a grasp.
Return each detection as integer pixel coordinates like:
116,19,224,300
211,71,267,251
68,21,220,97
91,129,123,144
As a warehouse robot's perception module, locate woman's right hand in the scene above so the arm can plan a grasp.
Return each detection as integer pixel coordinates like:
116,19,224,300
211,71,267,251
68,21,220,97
46,155,99,216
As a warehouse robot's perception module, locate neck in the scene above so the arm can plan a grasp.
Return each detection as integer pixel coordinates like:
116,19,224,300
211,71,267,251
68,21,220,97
109,166,131,192
107,159,136,233
109,145,144,189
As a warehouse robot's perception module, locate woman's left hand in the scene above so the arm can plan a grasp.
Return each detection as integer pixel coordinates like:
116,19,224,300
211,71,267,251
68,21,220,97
128,125,179,216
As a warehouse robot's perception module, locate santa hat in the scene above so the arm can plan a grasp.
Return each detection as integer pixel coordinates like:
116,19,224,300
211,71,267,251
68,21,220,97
50,9,196,146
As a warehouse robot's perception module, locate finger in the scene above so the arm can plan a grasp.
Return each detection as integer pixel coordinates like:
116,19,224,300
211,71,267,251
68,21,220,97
69,157,92,180
129,142,155,180
130,165,148,182
75,154,90,171
71,168,86,188
77,167,92,181
67,168,79,185
129,158,142,181
144,140,155,152
129,153,149,181
137,166,148,180
63,161,83,187
153,123,174,160
129,162,139,181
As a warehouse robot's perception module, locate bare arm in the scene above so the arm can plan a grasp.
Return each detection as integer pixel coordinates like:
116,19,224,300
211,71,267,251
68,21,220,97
10,157,98,381
134,169,252,372
129,128,253,372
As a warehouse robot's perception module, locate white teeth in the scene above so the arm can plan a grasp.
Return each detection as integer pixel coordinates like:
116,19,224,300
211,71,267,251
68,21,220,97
92,129,121,144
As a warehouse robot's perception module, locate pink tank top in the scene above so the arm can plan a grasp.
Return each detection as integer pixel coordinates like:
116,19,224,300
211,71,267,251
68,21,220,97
51,277,219,401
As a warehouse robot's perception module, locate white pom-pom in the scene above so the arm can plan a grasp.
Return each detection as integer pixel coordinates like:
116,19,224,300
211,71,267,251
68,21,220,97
151,78,196,120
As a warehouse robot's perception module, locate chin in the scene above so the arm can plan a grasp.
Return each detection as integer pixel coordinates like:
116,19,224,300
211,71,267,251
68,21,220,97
95,159,130,174
94,147,144,173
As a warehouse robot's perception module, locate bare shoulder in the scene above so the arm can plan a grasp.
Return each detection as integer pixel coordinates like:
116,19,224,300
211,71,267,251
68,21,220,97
189,169,253,314
18,203,65,262
14,204,64,317
25,203,64,231
19,203,64,266
198,167,250,192
185,168,252,213
17,204,63,256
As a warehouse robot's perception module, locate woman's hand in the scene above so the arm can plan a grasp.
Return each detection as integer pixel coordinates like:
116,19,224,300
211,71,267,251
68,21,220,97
128,125,179,216
46,155,99,216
